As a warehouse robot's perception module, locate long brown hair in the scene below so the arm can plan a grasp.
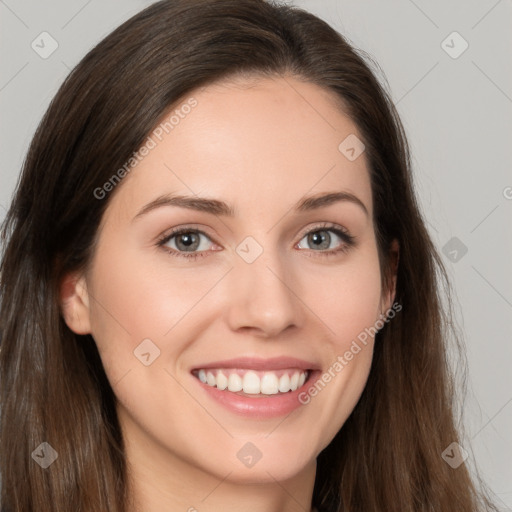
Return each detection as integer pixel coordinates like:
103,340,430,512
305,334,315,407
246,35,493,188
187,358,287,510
0,0,502,510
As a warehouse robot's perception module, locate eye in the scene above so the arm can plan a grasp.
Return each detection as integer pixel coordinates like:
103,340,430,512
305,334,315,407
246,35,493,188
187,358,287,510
296,223,356,257
157,227,217,260
157,222,356,261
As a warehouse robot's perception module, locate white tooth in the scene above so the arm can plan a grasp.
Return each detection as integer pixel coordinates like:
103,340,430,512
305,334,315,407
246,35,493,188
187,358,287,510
228,373,243,392
290,372,300,391
278,373,291,393
216,370,228,390
206,371,216,387
260,372,279,395
243,371,261,394
198,369,207,383
298,372,306,387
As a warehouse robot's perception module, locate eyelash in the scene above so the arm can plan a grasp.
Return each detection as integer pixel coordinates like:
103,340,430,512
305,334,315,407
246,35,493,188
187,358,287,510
156,222,356,261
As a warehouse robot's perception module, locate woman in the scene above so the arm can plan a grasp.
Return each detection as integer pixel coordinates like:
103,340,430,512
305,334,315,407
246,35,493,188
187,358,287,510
0,0,502,510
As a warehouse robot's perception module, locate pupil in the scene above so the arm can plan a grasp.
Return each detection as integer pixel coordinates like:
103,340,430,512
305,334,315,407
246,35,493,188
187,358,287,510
178,233,198,250
310,231,329,249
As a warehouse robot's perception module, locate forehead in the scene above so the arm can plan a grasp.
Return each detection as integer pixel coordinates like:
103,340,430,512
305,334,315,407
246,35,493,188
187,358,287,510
105,74,372,223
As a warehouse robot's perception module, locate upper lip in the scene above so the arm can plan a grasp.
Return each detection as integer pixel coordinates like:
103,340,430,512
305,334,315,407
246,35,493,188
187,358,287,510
191,356,320,372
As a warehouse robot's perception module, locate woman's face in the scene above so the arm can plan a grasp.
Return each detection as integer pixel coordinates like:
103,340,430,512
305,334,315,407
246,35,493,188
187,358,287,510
65,75,396,488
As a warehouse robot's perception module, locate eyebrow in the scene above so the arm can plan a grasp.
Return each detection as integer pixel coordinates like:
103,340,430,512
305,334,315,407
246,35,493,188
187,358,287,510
133,190,369,221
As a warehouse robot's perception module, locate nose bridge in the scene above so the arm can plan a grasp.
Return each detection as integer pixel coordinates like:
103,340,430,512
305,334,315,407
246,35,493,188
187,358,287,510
224,234,302,337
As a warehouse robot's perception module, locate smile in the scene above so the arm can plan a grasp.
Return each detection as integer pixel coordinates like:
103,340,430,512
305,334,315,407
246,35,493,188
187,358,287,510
190,357,320,418
193,368,309,395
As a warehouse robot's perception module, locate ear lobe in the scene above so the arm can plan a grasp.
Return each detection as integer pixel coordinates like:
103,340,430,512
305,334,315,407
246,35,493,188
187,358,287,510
59,272,91,335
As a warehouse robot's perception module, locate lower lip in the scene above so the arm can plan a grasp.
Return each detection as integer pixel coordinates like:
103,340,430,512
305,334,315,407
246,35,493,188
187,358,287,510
193,371,320,419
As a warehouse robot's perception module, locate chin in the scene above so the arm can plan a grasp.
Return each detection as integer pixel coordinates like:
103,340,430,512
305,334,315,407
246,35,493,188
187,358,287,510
195,434,320,484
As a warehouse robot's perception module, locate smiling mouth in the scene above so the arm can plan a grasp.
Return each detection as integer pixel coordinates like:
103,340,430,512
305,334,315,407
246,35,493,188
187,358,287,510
192,368,311,396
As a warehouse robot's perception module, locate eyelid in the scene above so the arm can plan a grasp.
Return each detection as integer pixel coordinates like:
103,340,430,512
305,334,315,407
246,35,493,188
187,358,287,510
157,222,352,244
295,221,353,241
157,223,216,240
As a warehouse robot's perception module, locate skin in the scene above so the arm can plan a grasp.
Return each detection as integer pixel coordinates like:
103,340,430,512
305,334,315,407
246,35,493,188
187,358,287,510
61,74,398,512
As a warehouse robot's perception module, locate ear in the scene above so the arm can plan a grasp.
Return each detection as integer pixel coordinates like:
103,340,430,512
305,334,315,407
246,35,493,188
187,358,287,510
380,238,399,315
59,272,91,335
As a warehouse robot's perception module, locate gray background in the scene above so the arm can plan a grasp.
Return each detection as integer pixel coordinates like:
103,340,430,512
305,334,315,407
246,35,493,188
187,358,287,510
1,0,511,508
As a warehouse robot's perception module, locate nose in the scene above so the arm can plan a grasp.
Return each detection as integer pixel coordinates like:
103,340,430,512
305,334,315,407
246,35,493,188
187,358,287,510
224,242,303,339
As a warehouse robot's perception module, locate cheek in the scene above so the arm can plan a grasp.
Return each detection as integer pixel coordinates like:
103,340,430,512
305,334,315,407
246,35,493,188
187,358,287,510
298,245,382,438
313,247,383,344
85,241,176,378
331,268,381,339
88,230,181,328
85,238,229,381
